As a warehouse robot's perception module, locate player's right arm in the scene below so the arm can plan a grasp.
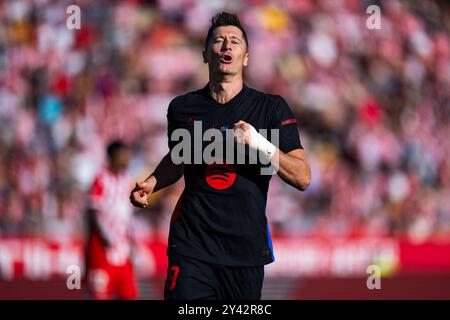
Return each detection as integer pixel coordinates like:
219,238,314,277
130,99,184,208
129,152,184,208
88,175,114,245
86,208,110,247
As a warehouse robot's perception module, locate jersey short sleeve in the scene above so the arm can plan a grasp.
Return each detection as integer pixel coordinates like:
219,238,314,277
271,96,303,154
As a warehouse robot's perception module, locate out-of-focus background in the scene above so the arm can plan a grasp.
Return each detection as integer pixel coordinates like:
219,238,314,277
1,0,450,299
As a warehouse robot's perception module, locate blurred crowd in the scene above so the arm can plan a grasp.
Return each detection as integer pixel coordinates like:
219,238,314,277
0,0,449,242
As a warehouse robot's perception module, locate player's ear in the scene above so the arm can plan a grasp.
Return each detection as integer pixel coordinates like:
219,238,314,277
202,50,208,63
243,52,249,67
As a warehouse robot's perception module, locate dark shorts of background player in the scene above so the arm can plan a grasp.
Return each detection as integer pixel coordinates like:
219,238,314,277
164,247,264,300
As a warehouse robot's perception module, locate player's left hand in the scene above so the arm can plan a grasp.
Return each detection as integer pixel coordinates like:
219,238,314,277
233,120,252,145
233,120,277,161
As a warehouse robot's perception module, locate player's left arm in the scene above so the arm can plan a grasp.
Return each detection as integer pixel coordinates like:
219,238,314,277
233,96,311,191
234,121,311,191
272,148,311,191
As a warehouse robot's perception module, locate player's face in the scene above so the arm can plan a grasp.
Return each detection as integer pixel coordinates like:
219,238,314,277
111,149,131,172
204,26,249,76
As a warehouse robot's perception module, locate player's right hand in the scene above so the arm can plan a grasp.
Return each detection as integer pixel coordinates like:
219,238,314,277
129,179,155,208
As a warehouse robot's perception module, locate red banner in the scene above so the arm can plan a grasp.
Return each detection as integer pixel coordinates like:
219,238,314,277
1,236,449,280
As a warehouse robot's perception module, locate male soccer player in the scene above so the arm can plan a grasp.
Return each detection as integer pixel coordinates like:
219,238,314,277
86,140,137,300
130,12,311,300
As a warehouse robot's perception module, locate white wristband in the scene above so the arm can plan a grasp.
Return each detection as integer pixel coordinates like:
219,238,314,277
248,125,277,161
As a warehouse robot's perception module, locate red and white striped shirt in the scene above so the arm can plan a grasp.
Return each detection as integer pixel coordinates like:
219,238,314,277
88,168,134,266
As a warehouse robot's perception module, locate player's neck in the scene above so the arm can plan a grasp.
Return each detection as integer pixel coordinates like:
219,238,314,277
208,74,244,104
108,165,121,176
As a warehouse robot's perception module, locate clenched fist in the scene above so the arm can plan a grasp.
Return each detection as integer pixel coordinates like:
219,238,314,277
233,120,277,161
129,176,156,208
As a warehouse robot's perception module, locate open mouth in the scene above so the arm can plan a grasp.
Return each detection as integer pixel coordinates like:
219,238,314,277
219,53,233,64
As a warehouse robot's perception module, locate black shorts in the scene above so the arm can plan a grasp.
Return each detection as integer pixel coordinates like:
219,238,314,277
164,248,264,300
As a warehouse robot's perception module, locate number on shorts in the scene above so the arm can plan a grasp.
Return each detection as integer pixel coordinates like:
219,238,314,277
165,265,180,291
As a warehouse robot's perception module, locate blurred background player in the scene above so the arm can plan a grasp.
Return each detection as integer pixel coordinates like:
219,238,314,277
85,140,137,300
